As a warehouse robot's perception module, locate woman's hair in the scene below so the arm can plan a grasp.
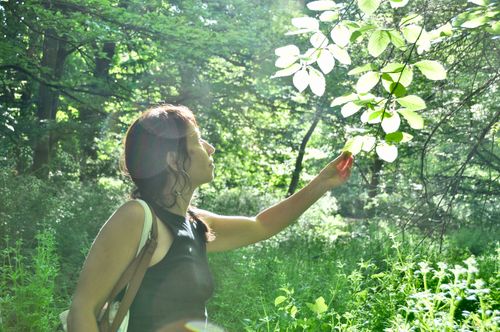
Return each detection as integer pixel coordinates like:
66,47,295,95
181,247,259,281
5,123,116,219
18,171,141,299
120,104,214,242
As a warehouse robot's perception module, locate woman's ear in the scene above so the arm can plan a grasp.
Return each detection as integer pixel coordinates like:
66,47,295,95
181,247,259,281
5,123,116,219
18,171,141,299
166,151,179,171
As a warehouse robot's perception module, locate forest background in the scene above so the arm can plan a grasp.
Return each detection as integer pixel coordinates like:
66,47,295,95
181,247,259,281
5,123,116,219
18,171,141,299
0,0,498,331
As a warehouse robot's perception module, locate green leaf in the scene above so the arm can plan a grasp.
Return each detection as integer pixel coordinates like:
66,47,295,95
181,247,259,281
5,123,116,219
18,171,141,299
399,13,423,27
367,109,383,122
290,305,298,318
398,109,424,129
275,296,287,306
348,63,376,75
389,82,407,98
381,63,405,73
388,66,413,87
307,296,328,315
388,29,406,49
385,131,404,143
368,30,390,57
414,60,447,80
396,95,426,110
486,21,500,35
402,24,423,43
356,71,380,93
461,15,489,28
357,0,381,15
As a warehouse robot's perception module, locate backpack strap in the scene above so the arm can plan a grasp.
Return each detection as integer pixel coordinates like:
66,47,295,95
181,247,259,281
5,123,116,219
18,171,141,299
98,199,158,331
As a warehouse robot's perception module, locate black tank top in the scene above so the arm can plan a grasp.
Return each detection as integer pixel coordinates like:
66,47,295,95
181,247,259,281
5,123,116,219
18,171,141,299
127,202,215,331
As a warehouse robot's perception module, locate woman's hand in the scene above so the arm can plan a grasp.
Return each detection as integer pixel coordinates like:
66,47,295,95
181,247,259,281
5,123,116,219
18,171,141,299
318,151,354,190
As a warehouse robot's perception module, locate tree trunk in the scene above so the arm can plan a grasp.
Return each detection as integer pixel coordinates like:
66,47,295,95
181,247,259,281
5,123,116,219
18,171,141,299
286,108,322,197
30,27,67,178
78,41,116,181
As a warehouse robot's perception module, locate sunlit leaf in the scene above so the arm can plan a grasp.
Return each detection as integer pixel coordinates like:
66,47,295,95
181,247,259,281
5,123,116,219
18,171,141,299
302,48,320,65
275,296,287,306
331,93,357,106
320,10,340,22
397,109,424,129
399,13,423,27
356,71,380,93
292,17,320,30
330,24,351,47
275,45,300,57
468,0,488,6
271,63,302,78
376,142,398,162
381,63,405,73
341,102,362,117
275,56,299,68
389,0,409,8
388,29,406,49
307,0,338,11
293,68,309,92
311,32,329,48
361,135,376,151
317,49,335,74
368,30,390,57
308,67,326,96
396,95,426,110
348,63,376,75
414,60,447,80
327,44,351,64
306,297,328,315
343,136,365,155
381,111,401,133
402,24,424,43
357,0,381,15
388,66,413,87
461,16,489,28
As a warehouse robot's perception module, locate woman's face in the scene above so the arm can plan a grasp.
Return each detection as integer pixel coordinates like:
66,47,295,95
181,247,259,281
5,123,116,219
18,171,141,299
184,122,216,187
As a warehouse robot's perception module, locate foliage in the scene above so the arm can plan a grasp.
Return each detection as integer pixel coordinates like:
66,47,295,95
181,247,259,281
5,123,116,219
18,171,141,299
272,0,499,163
207,212,499,331
0,230,61,331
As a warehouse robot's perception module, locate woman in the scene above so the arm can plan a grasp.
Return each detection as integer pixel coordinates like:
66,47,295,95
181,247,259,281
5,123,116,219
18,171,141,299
67,104,354,331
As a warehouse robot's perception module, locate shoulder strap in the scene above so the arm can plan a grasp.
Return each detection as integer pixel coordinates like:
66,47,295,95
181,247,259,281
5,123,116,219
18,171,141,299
134,199,154,255
98,200,158,332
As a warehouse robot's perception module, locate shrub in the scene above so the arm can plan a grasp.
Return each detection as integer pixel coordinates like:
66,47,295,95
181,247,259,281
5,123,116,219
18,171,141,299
0,230,60,331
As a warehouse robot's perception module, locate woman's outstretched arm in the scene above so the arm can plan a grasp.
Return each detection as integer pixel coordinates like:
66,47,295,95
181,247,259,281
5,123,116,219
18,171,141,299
200,151,354,253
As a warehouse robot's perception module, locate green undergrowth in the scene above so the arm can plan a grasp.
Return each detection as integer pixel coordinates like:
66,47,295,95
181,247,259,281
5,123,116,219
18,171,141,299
0,174,498,331
207,205,499,331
